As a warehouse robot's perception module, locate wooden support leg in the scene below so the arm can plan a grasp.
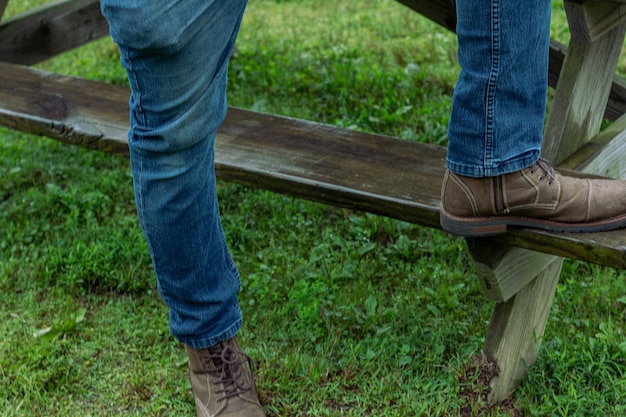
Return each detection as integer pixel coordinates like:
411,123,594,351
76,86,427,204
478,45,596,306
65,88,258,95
542,3,626,165
482,257,564,402
468,237,561,402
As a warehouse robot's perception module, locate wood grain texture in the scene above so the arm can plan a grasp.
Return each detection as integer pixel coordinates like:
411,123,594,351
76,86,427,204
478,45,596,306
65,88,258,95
549,39,626,122
0,62,129,153
566,0,626,42
559,113,626,178
0,0,108,65
542,20,626,164
215,109,445,229
466,239,558,302
482,258,564,402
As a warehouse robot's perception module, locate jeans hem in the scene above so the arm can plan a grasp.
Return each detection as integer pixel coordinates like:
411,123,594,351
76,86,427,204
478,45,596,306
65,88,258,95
446,152,540,178
178,316,243,350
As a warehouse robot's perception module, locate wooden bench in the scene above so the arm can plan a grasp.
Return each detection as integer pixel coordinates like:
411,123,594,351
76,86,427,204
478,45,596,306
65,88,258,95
2,0,626,403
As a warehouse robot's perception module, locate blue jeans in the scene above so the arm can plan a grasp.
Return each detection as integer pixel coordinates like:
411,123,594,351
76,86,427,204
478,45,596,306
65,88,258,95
447,0,552,177
100,0,247,349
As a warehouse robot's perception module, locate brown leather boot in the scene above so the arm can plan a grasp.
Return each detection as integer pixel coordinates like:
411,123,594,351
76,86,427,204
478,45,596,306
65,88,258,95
186,337,266,417
440,160,626,237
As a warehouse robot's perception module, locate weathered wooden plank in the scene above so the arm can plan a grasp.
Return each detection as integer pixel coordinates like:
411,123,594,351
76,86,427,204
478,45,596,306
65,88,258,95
480,229,626,272
0,63,129,154
0,0,108,65
0,62,445,226
2,62,626,269
216,111,445,229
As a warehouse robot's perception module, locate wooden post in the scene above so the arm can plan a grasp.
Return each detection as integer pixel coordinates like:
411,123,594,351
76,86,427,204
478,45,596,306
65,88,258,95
471,0,626,403
483,258,564,402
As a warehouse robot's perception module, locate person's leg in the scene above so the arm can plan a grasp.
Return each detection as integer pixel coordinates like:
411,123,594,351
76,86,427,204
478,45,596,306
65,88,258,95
447,0,550,177
440,0,626,237
100,1,265,415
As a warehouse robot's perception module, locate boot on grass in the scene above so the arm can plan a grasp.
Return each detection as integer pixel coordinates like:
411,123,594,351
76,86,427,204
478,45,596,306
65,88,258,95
186,337,266,417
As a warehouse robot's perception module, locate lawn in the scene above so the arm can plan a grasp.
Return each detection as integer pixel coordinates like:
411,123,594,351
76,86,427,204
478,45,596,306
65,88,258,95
1,0,626,416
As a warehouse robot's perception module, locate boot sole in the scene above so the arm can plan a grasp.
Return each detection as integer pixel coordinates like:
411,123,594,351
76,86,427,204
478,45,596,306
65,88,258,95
439,205,626,237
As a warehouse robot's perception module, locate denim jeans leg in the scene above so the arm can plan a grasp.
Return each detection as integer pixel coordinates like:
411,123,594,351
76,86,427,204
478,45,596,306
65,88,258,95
447,0,552,178
100,0,248,349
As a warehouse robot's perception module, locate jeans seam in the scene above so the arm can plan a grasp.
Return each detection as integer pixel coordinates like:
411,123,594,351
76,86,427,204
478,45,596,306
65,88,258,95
126,51,149,271
125,51,159,306
484,0,500,169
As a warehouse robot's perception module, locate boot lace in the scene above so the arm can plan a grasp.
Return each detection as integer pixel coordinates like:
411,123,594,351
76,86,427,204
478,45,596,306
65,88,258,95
531,159,556,185
201,343,256,402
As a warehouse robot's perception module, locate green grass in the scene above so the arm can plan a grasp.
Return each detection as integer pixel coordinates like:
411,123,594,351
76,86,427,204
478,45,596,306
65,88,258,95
2,0,626,416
